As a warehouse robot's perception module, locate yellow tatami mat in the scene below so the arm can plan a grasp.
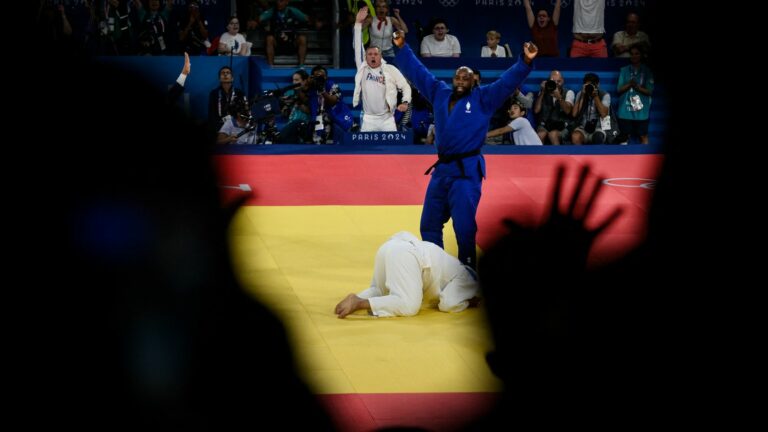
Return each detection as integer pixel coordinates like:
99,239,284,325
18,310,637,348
228,205,501,395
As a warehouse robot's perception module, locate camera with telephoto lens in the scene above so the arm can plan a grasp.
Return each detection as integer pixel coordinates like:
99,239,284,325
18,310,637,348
309,75,326,92
545,79,557,93
584,83,596,97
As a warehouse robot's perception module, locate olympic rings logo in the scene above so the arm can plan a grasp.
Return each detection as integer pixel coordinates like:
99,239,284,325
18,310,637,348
602,178,656,190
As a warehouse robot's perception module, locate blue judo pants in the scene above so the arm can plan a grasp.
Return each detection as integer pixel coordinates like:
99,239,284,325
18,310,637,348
420,175,482,269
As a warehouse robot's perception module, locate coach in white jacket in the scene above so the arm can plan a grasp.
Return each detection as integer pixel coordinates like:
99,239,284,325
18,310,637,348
335,232,480,318
352,8,411,132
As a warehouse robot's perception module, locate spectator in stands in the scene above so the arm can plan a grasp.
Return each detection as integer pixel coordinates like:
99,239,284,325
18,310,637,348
571,72,611,144
334,231,480,318
217,96,258,144
488,89,536,145
176,0,209,56
472,69,482,88
478,61,533,145
208,66,247,138
241,0,269,43
420,18,461,58
259,0,308,66
218,16,251,56
523,0,561,57
361,0,408,59
481,30,508,58
38,2,74,54
394,31,537,267
512,88,534,111
534,70,575,145
570,0,607,58
92,0,136,55
611,12,650,58
486,100,543,146
339,0,375,43
45,0,91,55
136,0,173,56
616,46,654,144
352,8,411,132
399,85,434,143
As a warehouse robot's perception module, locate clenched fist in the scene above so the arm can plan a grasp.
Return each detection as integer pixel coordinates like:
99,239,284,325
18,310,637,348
392,30,405,48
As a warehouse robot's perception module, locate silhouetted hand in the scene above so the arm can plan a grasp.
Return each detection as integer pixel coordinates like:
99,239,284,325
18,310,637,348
502,164,623,273
479,165,624,381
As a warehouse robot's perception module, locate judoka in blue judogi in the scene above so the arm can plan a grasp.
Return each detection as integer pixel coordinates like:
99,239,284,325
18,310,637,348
393,33,538,268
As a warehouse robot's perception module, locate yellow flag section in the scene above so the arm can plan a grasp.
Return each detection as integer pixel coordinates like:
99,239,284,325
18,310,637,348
216,153,661,430
228,204,500,395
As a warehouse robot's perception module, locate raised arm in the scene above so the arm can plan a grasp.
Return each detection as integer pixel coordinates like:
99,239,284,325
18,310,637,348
393,31,445,103
353,8,368,69
523,0,535,28
392,8,409,33
480,42,537,110
553,0,562,26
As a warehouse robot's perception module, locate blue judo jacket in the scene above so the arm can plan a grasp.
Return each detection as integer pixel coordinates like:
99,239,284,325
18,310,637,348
395,44,533,178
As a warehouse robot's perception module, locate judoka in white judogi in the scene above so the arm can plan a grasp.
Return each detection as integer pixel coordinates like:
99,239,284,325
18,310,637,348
335,232,480,318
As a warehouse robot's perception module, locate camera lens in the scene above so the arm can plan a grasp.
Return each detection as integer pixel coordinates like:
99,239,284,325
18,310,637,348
545,79,557,93
584,83,595,96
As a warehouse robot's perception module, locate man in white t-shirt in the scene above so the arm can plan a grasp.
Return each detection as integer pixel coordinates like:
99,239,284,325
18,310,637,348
334,232,480,318
486,101,542,145
352,8,411,132
420,18,461,57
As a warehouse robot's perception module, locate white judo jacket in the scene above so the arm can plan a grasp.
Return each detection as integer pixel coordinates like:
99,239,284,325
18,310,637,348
357,232,479,317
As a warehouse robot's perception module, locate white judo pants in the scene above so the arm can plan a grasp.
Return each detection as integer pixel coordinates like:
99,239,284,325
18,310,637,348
362,237,478,317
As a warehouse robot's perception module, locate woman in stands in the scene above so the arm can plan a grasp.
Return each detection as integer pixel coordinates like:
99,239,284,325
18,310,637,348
218,15,251,56
364,0,408,58
523,0,561,57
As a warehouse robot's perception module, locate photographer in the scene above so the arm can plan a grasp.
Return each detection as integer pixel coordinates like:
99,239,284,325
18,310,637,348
305,66,342,144
216,96,258,144
533,70,574,145
571,72,611,145
277,69,313,143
